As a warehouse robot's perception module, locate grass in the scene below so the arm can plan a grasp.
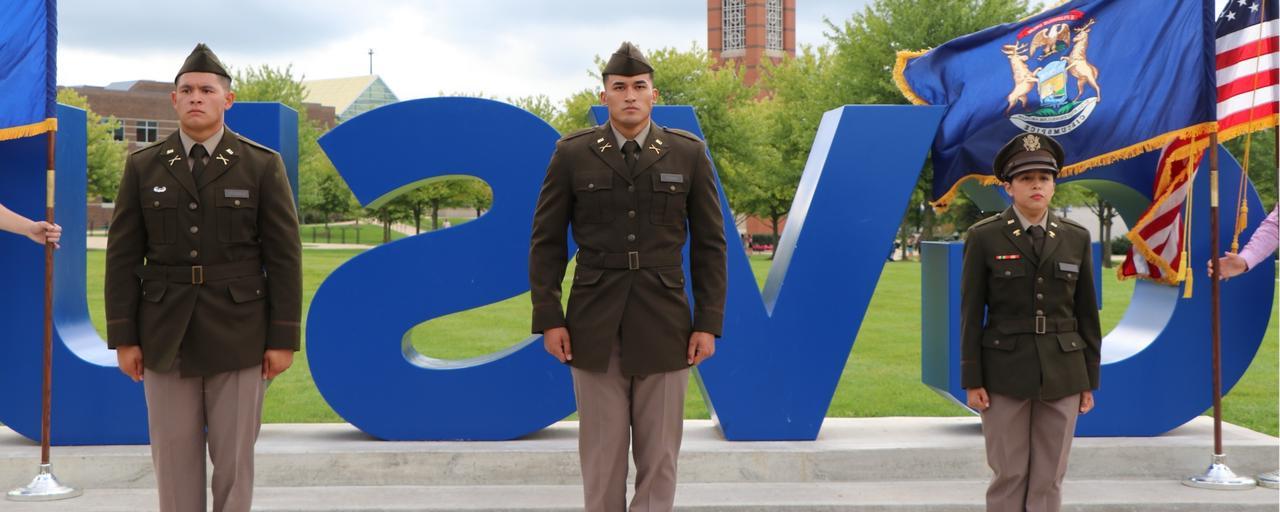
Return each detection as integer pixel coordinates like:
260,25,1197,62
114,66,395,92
84,250,1278,434
298,223,405,245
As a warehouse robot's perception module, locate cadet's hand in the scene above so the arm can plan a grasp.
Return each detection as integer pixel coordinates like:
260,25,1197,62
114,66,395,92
1207,252,1248,280
25,220,60,248
966,387,990,412
263,349,293,380
687,331,715,366
1079,390,1095,414
543,327,572,363
116,345,144,382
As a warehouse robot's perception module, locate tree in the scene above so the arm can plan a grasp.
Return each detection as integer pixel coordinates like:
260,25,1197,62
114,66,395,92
1223,128,1277,211
57,88,127,202
232,65,358,223
824,0,1033,239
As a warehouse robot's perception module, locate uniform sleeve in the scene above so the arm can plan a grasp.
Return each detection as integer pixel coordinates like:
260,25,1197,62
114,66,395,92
104,155,146,348
258,153,303,351
959,228,987,389
1074,232,1102,389
528,144,572,334
687,141,727,336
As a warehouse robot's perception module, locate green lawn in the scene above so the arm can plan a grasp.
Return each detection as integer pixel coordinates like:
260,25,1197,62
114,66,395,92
298,224,405,245
84,250,1279,434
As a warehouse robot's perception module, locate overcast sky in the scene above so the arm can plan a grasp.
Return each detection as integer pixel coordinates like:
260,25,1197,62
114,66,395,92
56,0,874,102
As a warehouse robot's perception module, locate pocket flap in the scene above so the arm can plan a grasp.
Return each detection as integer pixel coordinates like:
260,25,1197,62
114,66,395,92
981,330,1015,351
228,277,267,303
651,172,686,194
572,267,604,286
657,270,686,289
141,280,166,303
1057,332,1086,352
573,174,612,192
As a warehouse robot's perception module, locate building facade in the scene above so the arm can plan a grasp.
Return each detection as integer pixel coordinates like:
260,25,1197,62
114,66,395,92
301,75,398,123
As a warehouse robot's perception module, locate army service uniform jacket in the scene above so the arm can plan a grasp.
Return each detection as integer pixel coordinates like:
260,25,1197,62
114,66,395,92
105,129,302,377
959,208,1101,400
529,123,727,376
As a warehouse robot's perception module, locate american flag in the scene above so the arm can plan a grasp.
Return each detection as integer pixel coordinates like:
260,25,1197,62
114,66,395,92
1120,0,1277,284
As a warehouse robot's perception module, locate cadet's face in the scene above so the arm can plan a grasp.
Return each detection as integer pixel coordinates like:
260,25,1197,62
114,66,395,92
600,74,657,133
172,72,234,137
1003,170,1056,217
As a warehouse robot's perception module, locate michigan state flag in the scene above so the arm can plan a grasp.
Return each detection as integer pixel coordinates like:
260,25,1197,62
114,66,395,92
894,0,1217,208
0,0,57,141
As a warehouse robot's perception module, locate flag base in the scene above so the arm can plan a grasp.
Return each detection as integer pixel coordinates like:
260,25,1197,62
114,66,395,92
1257,470,1279,489
1183,454,1257,490
6,463,81,501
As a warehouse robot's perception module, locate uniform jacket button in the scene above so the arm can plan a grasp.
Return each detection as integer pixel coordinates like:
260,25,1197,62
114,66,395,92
190,226,199,234
669,185,676,191
189,202,198,210
587,183,595,189
627,185,635,192
234,199,241,206
628,210,636,218
994,339,1001,345
189,250,198,258
153,200,160,207
1004,270,1011,276
1036,293,1043,300
627,234,636,242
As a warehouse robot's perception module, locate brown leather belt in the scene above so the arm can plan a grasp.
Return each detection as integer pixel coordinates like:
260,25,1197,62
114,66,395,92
989,316,1077,335
576,251,682,270
135,260,263,285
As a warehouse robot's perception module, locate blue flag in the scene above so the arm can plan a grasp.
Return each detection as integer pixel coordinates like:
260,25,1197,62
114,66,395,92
894,0,1216,208
0,0,56,141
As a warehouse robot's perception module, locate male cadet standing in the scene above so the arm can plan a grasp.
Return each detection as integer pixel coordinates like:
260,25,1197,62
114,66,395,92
529,42,727,511
960,132,1101,512
104,44,301,512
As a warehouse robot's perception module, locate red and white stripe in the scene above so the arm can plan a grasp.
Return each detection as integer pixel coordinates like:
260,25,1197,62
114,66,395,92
1216,14,1280,133
1120,137,1204,282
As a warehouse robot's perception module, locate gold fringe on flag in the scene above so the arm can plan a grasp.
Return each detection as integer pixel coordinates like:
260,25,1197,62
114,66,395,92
0,118,57,142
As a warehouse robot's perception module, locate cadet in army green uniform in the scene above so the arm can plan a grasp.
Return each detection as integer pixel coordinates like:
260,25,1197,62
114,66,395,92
104,44,301,512
961,132,1101,512
529,42,727,512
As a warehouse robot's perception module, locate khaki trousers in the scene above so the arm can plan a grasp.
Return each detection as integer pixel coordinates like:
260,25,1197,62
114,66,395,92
571,343,689,512
143,362,266,512
980,392,1081,512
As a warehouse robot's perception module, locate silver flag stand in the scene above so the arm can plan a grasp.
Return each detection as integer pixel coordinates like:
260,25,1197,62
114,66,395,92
1257,471,1279,490
7,132,81,502
8,464,81,501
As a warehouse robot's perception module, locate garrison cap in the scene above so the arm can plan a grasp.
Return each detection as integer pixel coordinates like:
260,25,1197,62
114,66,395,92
602,41,654,78
993,132,1065,182
175,43,231,84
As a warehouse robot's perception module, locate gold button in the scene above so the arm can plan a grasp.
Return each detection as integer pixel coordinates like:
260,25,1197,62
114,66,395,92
153,201,160,207
1036,293,1043,300
234,199,241,206
190,226,199,234
669,185,676,191
189,250,198,258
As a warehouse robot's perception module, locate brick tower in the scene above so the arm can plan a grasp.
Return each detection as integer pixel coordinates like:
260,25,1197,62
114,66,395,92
708,0,797,85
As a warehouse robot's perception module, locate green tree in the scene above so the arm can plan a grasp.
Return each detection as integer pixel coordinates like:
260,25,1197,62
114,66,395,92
57,88,126,201
1223,128,1278,212
232,65,357,223
553,89,600,134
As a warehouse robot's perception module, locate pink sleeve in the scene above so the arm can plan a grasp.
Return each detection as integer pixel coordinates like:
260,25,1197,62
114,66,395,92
1240,206,1279,271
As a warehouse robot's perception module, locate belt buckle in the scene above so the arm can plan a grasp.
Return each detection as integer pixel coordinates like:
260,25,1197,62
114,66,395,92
1035,315,1047,335
627,251,640,270
191,265,204,285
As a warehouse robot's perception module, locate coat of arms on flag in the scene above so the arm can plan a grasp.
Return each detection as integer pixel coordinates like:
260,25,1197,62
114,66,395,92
1005,14,1102,136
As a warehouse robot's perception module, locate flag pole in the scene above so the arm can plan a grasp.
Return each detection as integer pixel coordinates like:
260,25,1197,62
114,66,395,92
1183,133,1256,490
7,129,80,502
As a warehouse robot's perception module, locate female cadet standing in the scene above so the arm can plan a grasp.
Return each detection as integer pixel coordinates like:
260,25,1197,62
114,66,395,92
960,132,1101,512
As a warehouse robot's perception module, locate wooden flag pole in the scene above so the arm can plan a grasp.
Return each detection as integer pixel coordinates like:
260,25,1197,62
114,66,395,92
6,130,81,502
1183,133,1256,490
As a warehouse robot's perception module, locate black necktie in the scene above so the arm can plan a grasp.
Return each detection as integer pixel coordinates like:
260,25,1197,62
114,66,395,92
622,140,640,171
1028,225,1046,259
190,144,209,184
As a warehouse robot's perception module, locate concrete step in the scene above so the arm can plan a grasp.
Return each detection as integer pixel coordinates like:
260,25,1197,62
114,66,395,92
1,417,1273,490
2,480,1276,511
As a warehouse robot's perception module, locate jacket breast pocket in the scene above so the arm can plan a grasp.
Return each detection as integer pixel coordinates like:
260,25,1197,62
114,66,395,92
216,191,258,243
1055,260,1081,281
141,193,178,245
650,172,687,226
573,174,614,224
